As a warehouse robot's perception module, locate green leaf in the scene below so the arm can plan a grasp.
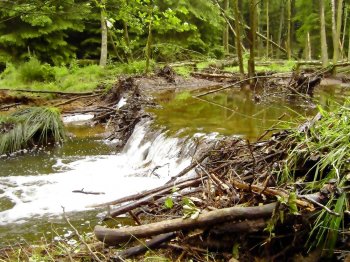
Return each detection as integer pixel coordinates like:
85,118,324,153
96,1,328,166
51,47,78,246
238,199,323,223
164,197,174,209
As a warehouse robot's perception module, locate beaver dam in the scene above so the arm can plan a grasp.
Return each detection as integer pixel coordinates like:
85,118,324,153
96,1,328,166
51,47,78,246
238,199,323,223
1,69,350,261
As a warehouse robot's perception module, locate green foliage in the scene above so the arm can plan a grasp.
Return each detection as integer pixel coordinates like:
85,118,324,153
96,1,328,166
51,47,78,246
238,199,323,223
164,197,174,209
281,101,350,253
0,107,65,155
0,0,92,65
182,197,200,219
173,66,192,77
18,57,55,83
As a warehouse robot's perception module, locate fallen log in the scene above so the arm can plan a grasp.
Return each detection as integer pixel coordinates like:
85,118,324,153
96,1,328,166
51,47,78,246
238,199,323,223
0,88,102,95
0,103,21,111
114,232,176,261
94,203,276,245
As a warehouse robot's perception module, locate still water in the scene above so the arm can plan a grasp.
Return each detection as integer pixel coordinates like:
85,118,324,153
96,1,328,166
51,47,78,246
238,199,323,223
150,85,349,139
0,85,348,245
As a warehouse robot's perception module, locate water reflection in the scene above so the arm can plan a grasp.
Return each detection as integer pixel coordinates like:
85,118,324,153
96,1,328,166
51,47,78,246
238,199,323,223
150,85,348,140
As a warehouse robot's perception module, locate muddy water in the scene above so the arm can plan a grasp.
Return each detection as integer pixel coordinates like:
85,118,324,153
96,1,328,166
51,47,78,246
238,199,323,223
0,84,348,245
150,85,349,139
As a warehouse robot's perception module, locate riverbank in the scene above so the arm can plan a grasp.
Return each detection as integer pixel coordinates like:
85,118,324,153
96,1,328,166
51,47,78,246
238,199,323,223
1,65,350,261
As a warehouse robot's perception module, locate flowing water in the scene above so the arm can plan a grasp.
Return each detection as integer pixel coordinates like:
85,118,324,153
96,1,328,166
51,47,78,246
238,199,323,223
0,84,348,245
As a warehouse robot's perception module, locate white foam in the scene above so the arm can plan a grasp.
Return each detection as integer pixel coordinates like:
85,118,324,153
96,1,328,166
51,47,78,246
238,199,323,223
62,114,94,124
0,120,192,224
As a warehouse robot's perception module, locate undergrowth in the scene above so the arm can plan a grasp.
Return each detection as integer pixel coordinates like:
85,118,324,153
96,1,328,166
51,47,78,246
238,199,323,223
0,59,155,93
0,107,65,154
280,102,350,255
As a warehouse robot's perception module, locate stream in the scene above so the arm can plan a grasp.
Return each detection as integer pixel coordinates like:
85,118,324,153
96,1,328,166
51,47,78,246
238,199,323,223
0,84,348,245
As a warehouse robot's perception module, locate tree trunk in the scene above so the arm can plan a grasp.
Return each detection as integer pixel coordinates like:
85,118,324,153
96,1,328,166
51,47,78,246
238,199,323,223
266,0,269,58
332,0,343,64
287,0,292,60
145,9,153,74
99,9,108,67
248,0,257,85
307,32,312,60
223,0,229,54
233,0,244,78
123,22,133,61
341,5,348,57
320,0,329,67
348,19,350,60
277,1,285,58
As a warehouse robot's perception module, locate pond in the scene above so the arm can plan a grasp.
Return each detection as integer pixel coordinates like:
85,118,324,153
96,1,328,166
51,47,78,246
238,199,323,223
0,84,348,245
150,84,349,139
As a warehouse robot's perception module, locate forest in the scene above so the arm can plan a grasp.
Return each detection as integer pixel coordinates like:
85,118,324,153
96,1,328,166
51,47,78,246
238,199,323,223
0,0,348,69
1,0,350,262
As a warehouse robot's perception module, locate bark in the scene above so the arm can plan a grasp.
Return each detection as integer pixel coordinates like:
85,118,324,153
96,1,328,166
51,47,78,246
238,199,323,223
307,32,312,60
232,0,245,78
248,0,257,84
277,1,285,58
287,0,292,60
99,9,108,67
123,22,133,61
341,6,348,55
266,0,270,58
336,0,344,61
320,0,329,67
145,4,153,74
348,20,350,60
332,0,343,64
94,203,277,245
223,0,229,54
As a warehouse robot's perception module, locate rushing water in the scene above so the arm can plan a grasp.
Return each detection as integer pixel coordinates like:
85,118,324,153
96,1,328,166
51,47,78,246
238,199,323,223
0,84,348,244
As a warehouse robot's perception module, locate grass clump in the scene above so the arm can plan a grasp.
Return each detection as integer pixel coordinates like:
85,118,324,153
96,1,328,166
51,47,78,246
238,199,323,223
0,107,65,155
280,102,350,255
18,57,55,83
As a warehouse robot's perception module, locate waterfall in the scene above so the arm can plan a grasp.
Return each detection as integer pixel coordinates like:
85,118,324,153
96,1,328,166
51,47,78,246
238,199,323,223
0,119,203,224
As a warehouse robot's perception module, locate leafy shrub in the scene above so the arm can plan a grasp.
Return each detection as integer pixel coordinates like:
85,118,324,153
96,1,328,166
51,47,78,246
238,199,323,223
18,57,55,83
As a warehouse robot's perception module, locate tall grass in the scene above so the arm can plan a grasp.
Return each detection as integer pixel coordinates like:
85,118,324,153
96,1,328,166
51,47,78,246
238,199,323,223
0,107,65,154
280,102,350,254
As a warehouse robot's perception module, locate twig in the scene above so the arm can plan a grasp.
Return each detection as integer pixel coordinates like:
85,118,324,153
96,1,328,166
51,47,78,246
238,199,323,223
195,75,280,97
53,94,100,107
61,206,102,262
0,88,102,95
72,188,105,195
301,195,340,216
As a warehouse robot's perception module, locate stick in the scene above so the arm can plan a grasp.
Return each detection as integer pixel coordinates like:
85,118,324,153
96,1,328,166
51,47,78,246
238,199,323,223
107,178,205,218
232,179,314,210
94,203,277,245
301,195,340,216
72,189,105,195
195,75,277,97
0,103,21,111
53,94,100,107
89,176,203,209
0,88,102,95
114,232,176,260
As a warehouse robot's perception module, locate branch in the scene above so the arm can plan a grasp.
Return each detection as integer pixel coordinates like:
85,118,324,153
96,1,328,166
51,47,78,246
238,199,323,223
94,203,277,245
